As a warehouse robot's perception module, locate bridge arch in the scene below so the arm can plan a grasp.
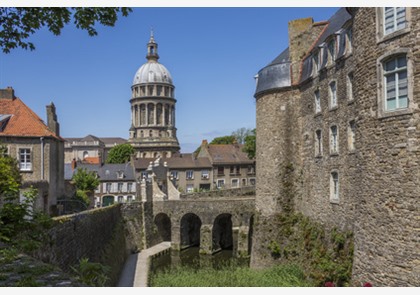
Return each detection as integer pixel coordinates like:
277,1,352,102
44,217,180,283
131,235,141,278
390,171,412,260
180,213,202,249
212,213,233,253
154,213,171,242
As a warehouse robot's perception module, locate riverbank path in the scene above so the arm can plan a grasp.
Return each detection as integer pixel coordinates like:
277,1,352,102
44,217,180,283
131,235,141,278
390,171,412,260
118,242,171,287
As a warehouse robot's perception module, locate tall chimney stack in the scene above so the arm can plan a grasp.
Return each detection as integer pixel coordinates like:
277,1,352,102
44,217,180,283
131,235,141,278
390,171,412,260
46,102,60,136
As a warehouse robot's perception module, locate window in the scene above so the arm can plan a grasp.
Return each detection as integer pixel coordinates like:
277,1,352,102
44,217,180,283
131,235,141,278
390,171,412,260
201,170,209,179
384,55,408,111
384,8,406,35
328,38,336,63
186,184,194,193
217,179,225,189
242,178,247,186
315,130,323,157
117,183,123,192
117,171,124,179
231,179,239,188
236,166,240,174
170,170,178,180
186,170,194,180
312,50,319,73
117,196,124,203
348,121,356,151
329,81,337,108
106,183,112,192
230,166,235,174
19,148,32,171
127,183,133,192
249,178,256,186
347,72,354,101
217,166,224,176
141,171,148,180
247,165,255,174
314,90,321,113
330,125,339,154
346,27,353,54
127,195,133,203
330,171,339,202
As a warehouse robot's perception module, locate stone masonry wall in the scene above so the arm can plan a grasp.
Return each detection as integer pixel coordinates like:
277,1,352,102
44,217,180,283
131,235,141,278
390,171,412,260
350,7,420,286
32,204,129,286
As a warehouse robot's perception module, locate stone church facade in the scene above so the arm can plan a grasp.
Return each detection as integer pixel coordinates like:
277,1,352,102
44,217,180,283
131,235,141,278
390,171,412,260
252,8,419,286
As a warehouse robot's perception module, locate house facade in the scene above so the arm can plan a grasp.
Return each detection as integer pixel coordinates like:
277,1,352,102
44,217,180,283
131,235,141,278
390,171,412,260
0,87,64,215
65,162,136,207
252,7,419,286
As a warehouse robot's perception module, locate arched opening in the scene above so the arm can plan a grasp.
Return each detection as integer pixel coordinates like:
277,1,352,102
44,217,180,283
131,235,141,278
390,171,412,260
83,151,89,159
154,213,171,242
180,213,202,250
102,195,114,207
212,213,233,253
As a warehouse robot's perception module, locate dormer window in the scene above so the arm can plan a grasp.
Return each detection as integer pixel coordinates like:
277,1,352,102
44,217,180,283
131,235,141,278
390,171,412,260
328,38,336,63
312,50,319,73
117,171,124,179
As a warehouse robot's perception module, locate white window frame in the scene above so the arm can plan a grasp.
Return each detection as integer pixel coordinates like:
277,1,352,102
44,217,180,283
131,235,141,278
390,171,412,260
329,81,337,109
384,7,407,36
217,179,225,189
201,170,209,179
376,8,410,43
186,170,194,180
314,90,321,114
170,170,178,180
117,195,124,203
118,182,123,192
330,125,339,154
127,182,133,192
327,38,336,64
186,184,194,193
106,183,112,193
231,178,239,188
330,171,340,203
19,148,32,171
383,55,408,112
345,27,352,55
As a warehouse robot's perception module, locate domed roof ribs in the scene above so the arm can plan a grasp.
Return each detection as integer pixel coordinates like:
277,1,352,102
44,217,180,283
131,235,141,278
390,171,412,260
146,29,159,62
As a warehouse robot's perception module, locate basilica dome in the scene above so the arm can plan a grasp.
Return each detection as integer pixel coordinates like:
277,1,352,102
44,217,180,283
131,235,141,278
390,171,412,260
132,62,173,85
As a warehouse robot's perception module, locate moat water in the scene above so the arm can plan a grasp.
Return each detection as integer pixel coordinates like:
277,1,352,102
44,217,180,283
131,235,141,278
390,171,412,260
150,247,250,276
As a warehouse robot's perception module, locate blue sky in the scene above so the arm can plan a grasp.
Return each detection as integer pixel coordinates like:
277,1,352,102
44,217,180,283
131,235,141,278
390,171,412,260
0,7,340,152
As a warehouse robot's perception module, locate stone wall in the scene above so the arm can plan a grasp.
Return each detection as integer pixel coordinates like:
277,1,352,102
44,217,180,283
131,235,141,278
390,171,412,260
252,8,419,286
180,186,255,199
33,204,130,286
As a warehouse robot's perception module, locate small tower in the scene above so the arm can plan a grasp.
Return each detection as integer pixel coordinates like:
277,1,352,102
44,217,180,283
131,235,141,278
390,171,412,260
128,32,180,159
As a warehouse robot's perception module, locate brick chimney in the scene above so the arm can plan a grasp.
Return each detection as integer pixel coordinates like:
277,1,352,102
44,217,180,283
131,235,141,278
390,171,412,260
46,102,60,136
0,87,15,99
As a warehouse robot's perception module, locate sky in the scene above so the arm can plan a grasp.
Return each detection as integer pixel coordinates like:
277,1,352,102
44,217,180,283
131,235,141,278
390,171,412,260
0,6,341,153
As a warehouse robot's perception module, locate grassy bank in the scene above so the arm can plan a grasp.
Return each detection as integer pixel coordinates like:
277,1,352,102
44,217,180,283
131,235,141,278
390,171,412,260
150,263,314,287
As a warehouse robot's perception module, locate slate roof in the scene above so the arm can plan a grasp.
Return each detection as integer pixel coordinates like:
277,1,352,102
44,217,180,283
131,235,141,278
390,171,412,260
0,96,61,139
64,162,135,181
64,136,127,146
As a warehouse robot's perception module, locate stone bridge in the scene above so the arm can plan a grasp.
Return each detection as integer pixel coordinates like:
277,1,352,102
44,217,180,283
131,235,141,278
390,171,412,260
151,193,255,256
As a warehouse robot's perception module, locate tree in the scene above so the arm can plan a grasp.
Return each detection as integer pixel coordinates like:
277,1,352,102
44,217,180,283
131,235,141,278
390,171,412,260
0,7,132,53
0,145,21,203
232,127,253,144
242,129,256,159
106,143,134,164
210,135,236,145
71,168,100,207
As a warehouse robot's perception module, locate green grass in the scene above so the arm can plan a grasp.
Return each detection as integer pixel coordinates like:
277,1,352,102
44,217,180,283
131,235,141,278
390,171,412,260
150,263,314,287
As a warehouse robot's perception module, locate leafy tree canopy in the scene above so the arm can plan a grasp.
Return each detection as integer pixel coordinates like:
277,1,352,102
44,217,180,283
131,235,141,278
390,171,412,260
106,143,134,164
0,7,132,53
242,128,256,159
0,146,22,201
71,168,100,206
210,135,236,145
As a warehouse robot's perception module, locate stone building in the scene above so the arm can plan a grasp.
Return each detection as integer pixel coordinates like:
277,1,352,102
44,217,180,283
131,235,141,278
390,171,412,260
128,32,180,158
64,161,136,207
64,135,127,163
0,87,64,215
252,7,419,286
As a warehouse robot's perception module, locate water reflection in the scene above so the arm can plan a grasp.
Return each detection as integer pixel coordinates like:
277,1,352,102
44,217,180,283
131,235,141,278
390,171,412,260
151,247,249,275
